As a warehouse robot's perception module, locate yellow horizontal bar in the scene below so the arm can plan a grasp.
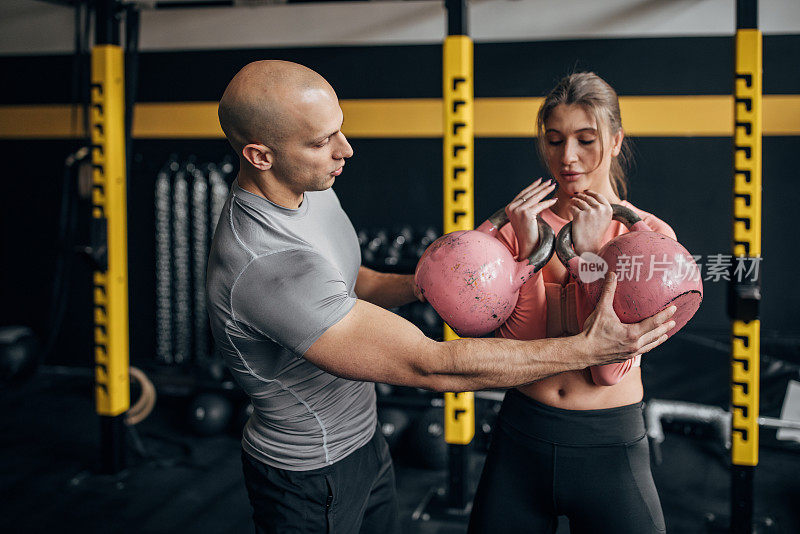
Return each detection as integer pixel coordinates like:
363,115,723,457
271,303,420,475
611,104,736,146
342,98,441,138
1,96,799,139
0,105,87,139
762,95,799,135
623,95,732,136
135,102,223,138
475,98,541,137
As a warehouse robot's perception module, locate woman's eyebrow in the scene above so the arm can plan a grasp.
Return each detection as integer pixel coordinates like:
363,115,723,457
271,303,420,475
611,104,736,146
545,127,597,134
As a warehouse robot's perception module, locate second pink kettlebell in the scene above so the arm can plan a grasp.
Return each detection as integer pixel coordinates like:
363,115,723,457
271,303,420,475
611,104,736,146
555,204,703,337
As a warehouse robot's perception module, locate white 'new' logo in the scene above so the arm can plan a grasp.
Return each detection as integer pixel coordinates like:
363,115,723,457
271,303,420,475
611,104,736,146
577,252,608,283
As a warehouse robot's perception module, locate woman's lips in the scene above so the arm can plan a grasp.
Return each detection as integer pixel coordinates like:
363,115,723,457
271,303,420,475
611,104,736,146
560,172,581,182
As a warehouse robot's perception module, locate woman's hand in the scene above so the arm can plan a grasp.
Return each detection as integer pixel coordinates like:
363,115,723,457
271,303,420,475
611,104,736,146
570,190,613,255
506,178,557,260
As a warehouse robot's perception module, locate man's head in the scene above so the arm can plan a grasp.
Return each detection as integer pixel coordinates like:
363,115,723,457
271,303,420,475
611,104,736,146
218,60,353,201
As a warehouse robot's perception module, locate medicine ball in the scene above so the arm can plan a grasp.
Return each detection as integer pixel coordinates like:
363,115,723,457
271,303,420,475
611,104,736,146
377,407,410,451
188,392,233,436
234,401,254,434
0,326,40,387
409,407,448,470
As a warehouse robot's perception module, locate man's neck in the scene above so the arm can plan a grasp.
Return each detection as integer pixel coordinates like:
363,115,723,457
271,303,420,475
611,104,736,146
238,167,304,209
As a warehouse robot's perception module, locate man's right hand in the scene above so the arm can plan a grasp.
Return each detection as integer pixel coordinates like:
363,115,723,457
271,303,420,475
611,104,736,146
580,272,676,366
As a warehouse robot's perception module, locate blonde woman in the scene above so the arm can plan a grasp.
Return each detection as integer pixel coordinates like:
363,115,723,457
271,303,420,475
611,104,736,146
469,73,674,534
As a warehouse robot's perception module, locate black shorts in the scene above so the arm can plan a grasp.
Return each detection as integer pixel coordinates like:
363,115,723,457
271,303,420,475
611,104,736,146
468,390,666,534
241,427,399,534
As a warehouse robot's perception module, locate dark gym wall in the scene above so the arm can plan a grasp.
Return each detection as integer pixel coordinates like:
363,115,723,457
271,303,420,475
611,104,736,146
1,35,799,366
4,36,799,102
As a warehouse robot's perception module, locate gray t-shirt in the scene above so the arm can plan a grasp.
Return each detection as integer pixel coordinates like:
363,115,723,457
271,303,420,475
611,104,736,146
206,181,376,471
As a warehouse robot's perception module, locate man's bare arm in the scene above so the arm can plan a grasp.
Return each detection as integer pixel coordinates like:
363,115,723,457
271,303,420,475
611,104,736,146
354,266,421,308
306,273,676,392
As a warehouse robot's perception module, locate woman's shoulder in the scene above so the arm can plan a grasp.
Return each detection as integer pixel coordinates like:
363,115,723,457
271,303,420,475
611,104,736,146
620,200,677,240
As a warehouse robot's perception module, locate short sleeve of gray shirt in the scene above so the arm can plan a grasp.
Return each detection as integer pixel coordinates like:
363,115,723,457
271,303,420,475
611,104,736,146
231,248,356,355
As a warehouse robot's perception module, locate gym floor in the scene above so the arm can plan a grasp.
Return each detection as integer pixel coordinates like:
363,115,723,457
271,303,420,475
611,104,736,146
2,337,798,534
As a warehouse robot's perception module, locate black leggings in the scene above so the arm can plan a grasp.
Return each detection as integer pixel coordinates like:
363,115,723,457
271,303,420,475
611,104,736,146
468,390,665,533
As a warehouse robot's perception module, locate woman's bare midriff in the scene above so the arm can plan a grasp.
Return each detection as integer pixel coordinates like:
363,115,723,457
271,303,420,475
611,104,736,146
517,367,643,410
516,253,644,410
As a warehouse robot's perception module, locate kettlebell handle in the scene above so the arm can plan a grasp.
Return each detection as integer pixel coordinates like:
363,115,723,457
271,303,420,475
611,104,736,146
555,204,645,265
484,207,556,273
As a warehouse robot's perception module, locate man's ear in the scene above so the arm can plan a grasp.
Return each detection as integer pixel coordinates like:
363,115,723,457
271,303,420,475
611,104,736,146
242,143,275,171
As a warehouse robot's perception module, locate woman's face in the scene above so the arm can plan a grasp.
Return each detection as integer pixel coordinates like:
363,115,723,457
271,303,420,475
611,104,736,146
543,103,623,197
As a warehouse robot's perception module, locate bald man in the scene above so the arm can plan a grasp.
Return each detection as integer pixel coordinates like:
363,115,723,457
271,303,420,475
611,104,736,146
206,60,675,534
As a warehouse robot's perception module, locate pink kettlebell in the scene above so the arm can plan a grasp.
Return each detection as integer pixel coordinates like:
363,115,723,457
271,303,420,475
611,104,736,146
415,208,555,337
555,204,703,337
